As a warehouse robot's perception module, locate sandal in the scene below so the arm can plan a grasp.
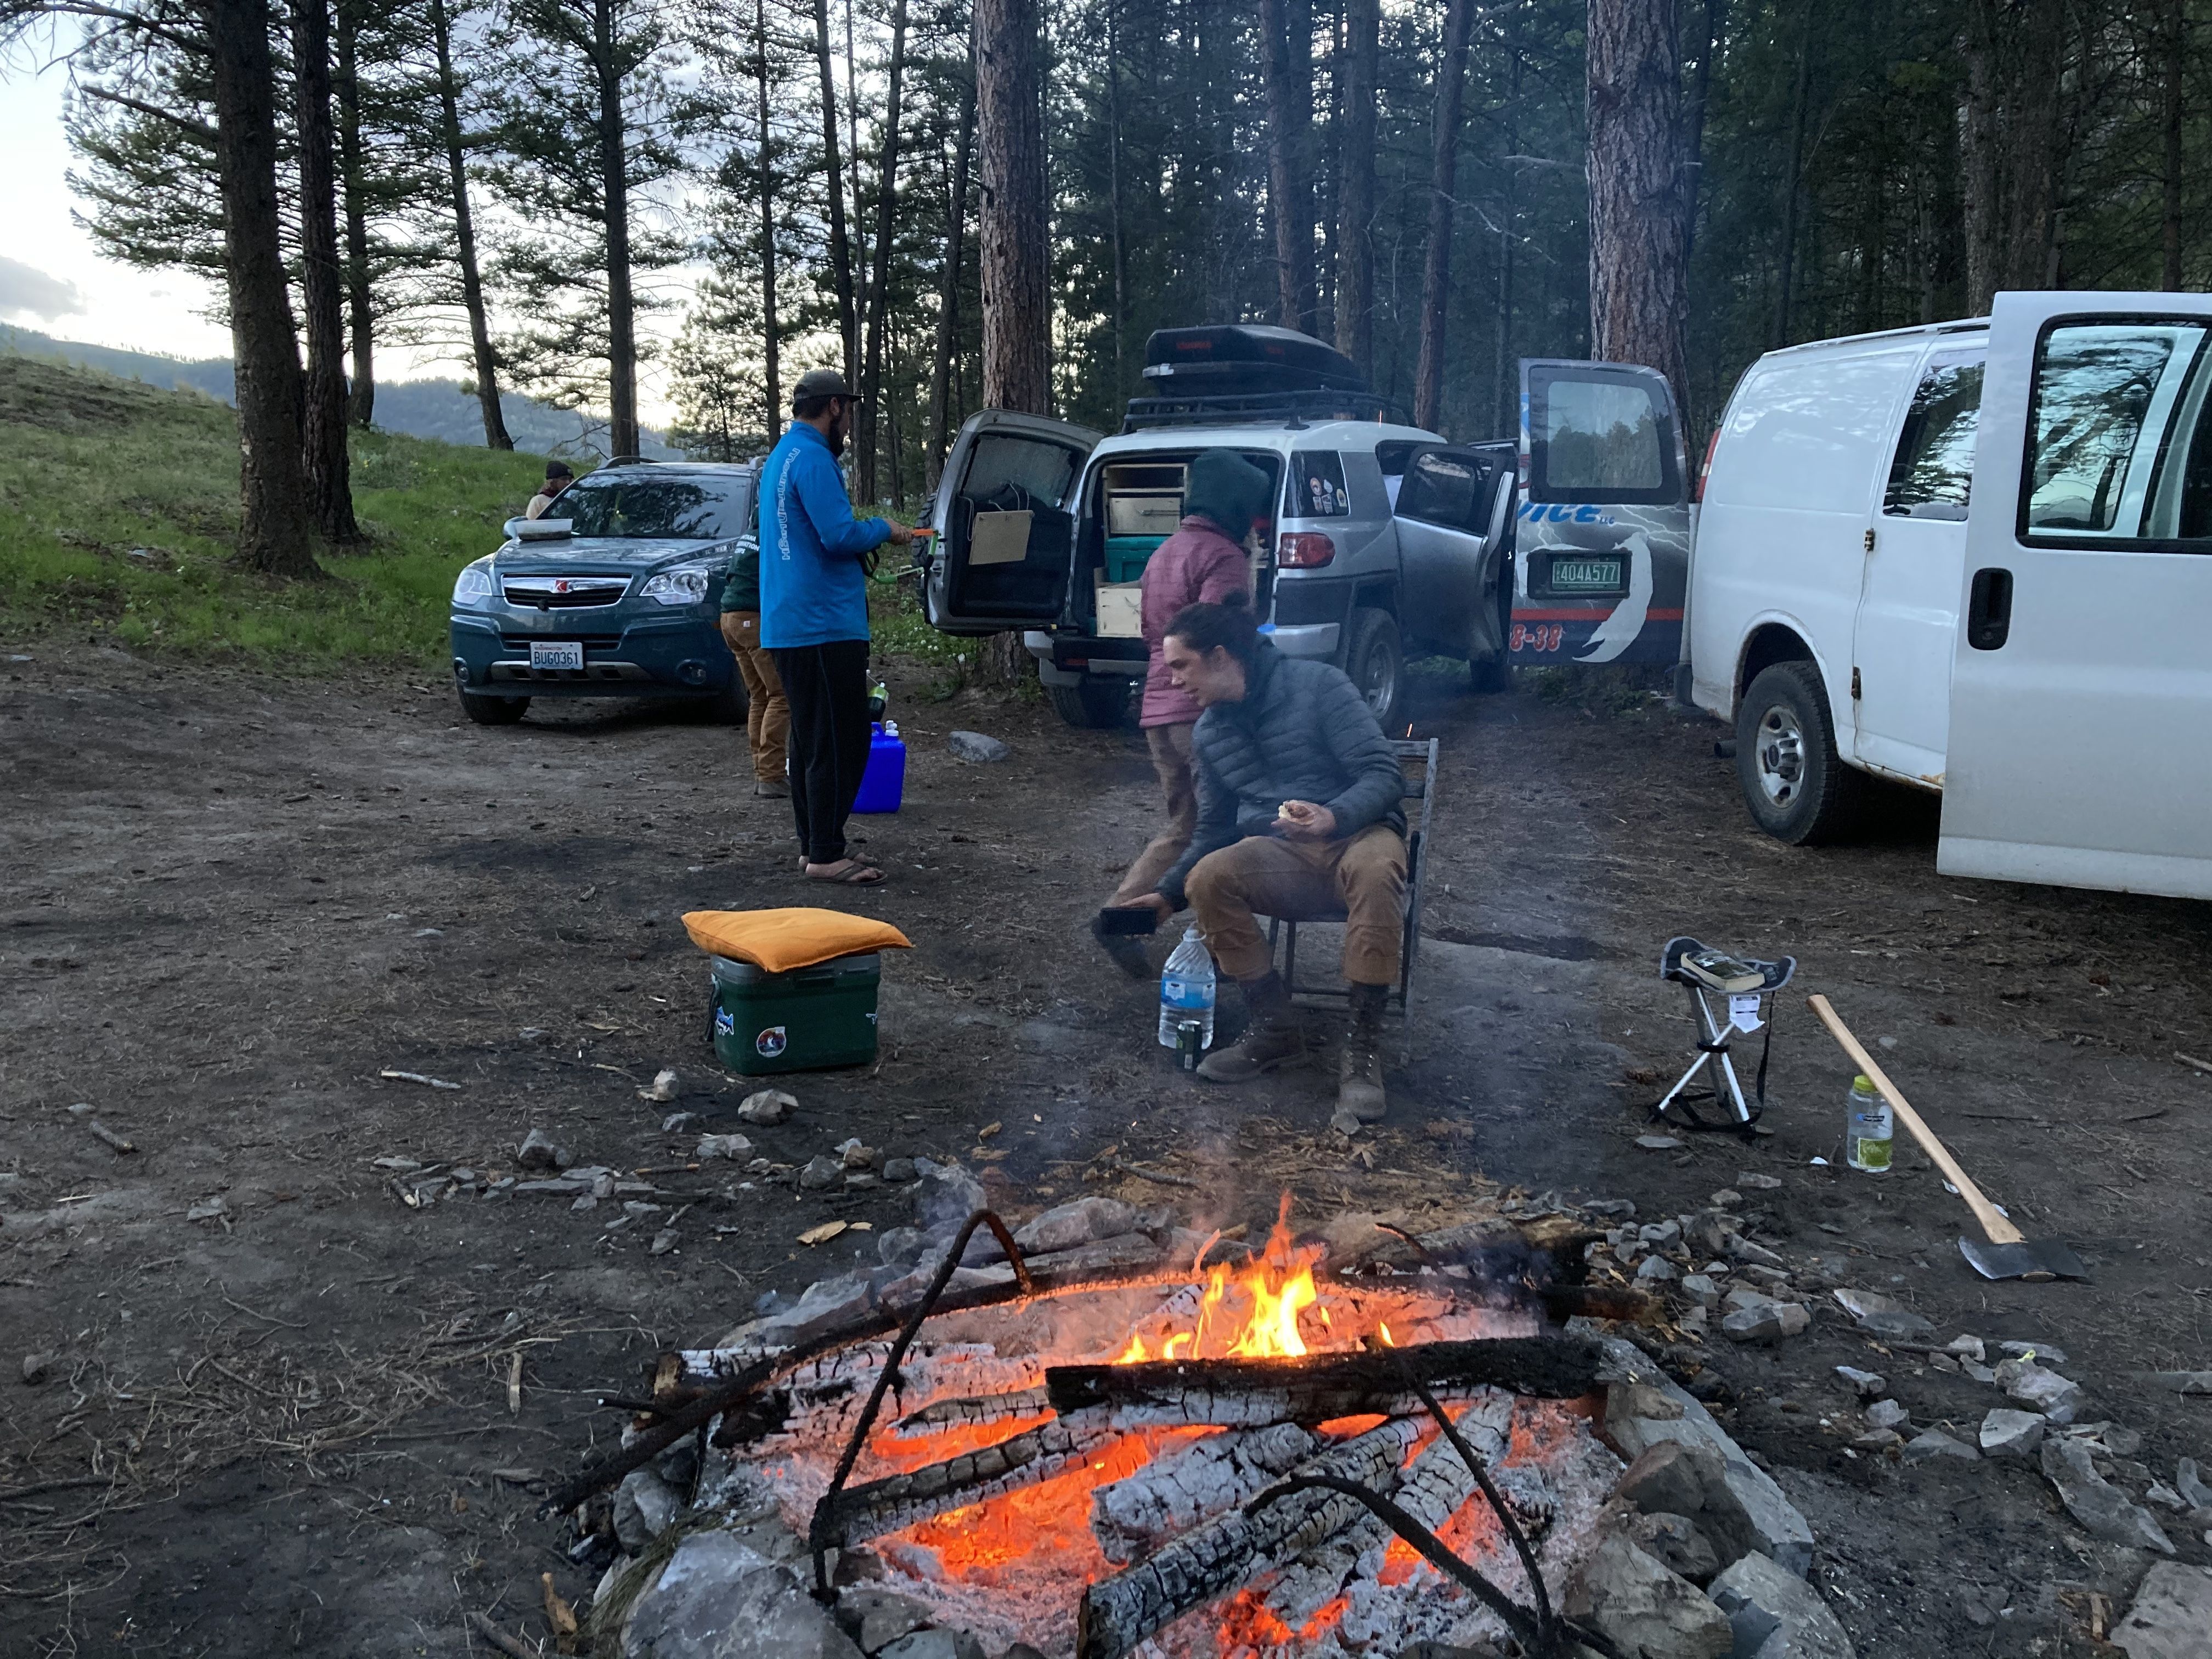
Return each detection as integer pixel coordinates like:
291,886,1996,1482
804,859,885,885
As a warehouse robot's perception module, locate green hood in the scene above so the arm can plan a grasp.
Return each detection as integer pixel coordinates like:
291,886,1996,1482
1183,449,1272,543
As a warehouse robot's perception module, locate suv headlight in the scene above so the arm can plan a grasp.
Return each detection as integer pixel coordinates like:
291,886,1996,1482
453,560,495,606
641,565,712,606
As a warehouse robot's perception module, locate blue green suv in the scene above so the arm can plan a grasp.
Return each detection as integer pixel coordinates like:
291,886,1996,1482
449,459,759,726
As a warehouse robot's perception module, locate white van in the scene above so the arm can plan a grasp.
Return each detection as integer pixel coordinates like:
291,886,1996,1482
1690,290,2212,900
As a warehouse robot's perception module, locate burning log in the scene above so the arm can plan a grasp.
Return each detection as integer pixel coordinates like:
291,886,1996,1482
896,1383,1052,1431
1075,1416,1422,1659
1046,1335,1605,1426
816,1412,1121,1545
1090,1421,1321,1565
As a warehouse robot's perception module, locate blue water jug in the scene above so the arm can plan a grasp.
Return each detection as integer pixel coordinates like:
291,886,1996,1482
853,720,906,813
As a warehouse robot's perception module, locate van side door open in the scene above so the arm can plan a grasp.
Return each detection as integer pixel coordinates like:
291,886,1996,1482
1515,360,1691,665
1853,343,1984,785
923,410,1101,636
1940,292,2212,898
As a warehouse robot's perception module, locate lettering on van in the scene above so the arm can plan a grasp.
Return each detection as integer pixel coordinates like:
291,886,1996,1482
1518,504,1618,525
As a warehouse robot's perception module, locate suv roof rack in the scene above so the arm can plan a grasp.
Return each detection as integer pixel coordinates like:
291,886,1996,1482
1120,389,1412,433
600,454,658,466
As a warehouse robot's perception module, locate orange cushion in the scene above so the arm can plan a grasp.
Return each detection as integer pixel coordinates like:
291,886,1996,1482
681,908,912,974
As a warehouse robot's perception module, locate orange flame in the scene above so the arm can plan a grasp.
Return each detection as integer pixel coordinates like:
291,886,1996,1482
1114,1195,1322,1365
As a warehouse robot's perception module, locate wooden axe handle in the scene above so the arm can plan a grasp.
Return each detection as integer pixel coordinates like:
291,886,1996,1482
1806,994,2027,1246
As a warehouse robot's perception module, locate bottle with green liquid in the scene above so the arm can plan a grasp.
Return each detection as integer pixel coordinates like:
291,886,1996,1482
1847,1074,1893,1172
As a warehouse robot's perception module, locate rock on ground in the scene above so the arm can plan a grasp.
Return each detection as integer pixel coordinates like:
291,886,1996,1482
614,1469,682,1553
2041,1436,2175,1554
1600,1342,1815,1577
1997,1357,2085,1423
1562,1532,1734,1659
1902,1430,1979,1463
875,1632,986,1659
947,731,1011,763
911,1159,986,1238
621,1530,864,1658
1012,1195,1138,1255
1614,1441,1758,1572
736,1089,795,1126
1707,1550,1857,1659
1626,1510,1722,1585
1979,1408,2046,1459
2109,1562,2212,1659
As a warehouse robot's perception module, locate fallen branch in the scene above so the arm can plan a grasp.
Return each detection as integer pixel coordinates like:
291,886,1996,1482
2176,1052,2212,1077
464,1610,539,1658
1107,1157,1199,1189
86,1120,136,1154
380,1069,462,1091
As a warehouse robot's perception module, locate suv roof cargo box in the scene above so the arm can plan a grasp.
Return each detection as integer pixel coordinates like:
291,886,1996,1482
1141,325,1367,396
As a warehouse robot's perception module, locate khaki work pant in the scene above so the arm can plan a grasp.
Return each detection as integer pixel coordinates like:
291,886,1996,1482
1107,723,1199,906
720,611,789,785
1186,823,1407,988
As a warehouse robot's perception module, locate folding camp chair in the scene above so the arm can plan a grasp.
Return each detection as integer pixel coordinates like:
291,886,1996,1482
1264,737,1439,1016
1649,935,1796,1133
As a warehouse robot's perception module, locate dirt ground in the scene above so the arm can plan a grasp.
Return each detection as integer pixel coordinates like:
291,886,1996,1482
5,642,2212,1658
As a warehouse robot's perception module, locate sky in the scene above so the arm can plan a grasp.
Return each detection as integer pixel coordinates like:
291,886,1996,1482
0,53,685,422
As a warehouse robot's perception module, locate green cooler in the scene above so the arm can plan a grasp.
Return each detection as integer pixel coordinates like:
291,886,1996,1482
706,952,881,1075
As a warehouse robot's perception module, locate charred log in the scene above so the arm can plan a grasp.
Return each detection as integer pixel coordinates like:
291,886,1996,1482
897,1383,1052,1430
816,1412,1121,1545
1075,1416,1421,1659
1046,1336,1605,1424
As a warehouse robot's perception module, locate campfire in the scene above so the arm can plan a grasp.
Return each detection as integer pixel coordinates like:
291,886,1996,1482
650,1201,1630,1657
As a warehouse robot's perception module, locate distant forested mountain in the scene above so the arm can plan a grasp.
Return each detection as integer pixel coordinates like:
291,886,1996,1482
0,327,678,459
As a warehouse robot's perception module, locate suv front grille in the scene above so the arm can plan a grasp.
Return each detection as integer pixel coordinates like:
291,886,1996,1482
500,634,621,651
501,575,630,608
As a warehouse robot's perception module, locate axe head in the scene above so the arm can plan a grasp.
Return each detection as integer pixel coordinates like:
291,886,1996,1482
1958,1234,2089,1283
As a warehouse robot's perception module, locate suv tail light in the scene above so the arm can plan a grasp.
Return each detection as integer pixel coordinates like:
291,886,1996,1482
1276,532,1336,569
1695,427,1719,502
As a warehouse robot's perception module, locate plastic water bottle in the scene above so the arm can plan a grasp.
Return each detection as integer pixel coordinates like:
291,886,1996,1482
1158,928,1217,1048
1846,1074,1893,1172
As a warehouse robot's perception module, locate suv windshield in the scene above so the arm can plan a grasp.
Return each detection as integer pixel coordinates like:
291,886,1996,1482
559,474,752,540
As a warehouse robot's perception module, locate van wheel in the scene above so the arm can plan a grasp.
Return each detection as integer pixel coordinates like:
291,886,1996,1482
459,688,528,725
1735,661,1861,844
1048,678,1129,729
1345,608,1405,731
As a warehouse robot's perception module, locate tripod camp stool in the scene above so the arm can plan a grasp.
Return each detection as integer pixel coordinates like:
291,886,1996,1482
1651,936,1796,1135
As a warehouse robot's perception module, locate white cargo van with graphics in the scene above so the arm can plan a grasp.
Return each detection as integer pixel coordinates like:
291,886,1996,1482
1689,291,2212,901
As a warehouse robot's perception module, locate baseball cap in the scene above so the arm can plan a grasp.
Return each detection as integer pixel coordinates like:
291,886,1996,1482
792,366,855,405
545,460,575,479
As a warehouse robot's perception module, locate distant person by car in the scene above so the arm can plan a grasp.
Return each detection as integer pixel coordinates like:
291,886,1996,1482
526,461,575,520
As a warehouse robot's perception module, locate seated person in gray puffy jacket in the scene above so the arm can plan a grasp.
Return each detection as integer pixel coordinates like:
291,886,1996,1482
1123,596,1406,1125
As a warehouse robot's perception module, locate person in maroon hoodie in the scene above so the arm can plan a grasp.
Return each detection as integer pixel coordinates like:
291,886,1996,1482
1092,448,1273,978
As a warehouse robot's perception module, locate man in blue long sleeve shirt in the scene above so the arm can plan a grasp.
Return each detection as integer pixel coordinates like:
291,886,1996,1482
760,367,912,883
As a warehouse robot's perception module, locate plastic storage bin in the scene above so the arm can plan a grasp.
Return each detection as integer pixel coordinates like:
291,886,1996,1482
852,721,906,812
707,952,881,1074
1104,534,1166,584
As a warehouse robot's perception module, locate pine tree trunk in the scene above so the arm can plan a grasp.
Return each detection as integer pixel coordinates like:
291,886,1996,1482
1333,0,1377,377
208,0,316,577
431,0,511,449
334,0,375,429
2164,0,2185,290
1957,4,1999,313
1259,0,1315,332
594,0,640,459
813,0,859,382
925,55,976,491
1586,0,1691,415
757,0,782,436
859,0,910,505
974,0,1049,687
294,0,359,543
975,0,1051,414
1107,0,1126,393
1413,0,1475,431
1771,3,1810,343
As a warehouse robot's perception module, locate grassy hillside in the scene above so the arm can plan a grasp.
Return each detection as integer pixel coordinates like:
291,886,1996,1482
0,353,547,670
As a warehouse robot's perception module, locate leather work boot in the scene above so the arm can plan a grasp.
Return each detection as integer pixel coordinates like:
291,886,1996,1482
1336,982,1389,1123
1197,972,1305,1082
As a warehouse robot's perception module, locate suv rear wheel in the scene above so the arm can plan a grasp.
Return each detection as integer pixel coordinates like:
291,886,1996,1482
1048,676,1130,729
1735,660,1861,844
458,687,528,726
1344,608,1406,732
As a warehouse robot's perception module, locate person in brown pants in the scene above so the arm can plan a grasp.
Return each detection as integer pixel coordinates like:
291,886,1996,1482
719,536,790,796
1094,449,1272,979
1123,599,1408,1127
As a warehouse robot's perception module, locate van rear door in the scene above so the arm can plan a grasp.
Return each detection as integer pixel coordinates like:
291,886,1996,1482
1515,359,1691,664
923,410,1100,636
1939,292,2212,898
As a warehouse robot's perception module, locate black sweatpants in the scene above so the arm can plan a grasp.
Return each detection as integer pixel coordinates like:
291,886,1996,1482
770,638,872,864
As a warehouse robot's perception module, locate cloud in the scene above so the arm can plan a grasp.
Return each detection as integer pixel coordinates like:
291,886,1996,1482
0,255,87,324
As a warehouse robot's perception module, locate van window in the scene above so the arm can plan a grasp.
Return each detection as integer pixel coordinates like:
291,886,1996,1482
1527,366,1679,505
2023,321,2212,545
1289,452,1350,517
1884,351,1984,520
961,433,1081,507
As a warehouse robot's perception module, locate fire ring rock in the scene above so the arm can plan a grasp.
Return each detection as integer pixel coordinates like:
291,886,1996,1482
1561,1532,1734,1659
1707,1550,1858,1658
619,1529,864,1659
